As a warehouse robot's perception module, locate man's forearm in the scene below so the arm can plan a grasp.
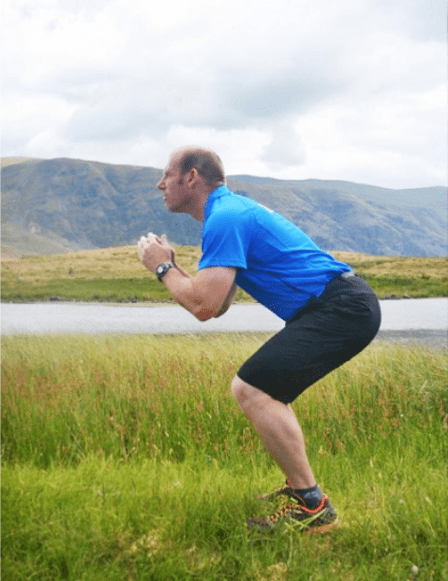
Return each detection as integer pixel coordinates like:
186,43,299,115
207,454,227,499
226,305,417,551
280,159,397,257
137,235,235,321
158,265,237,322
171,261,191,279
160,266,205,317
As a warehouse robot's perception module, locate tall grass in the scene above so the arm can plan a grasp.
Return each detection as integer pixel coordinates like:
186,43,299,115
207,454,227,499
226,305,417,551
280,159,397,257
2,334,447,580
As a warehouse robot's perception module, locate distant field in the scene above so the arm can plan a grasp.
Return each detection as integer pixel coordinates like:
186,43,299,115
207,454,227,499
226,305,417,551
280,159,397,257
1,245,447,302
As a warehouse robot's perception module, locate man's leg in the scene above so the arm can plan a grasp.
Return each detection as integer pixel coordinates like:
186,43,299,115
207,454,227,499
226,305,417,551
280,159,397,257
232,374,337,531
231,375,315,490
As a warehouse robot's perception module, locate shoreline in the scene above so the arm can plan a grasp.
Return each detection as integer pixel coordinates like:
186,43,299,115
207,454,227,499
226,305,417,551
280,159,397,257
2,294,448,306
374,329,447,350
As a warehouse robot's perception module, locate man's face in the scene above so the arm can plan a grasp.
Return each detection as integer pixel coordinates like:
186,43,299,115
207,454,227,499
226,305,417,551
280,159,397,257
157,155,191,214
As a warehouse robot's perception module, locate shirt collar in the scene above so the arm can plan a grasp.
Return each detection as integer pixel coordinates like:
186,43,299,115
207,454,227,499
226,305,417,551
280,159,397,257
203,184,231,221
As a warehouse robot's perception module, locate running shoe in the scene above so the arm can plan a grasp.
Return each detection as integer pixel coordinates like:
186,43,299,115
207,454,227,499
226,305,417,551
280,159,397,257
248,493,337,533
257,478,294,501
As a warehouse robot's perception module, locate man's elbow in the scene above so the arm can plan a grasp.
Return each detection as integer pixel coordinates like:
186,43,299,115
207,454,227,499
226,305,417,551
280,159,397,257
192,303,218,322
194,309,216,322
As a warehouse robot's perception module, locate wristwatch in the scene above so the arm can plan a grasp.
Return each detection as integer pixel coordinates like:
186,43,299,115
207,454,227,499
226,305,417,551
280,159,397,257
155,262,174,282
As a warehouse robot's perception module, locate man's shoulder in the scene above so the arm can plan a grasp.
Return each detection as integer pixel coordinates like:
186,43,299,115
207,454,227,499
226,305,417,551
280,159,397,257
208,190,255,219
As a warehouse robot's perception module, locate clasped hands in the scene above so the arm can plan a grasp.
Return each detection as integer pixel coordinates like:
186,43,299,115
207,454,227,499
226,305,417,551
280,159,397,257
137,233,175,273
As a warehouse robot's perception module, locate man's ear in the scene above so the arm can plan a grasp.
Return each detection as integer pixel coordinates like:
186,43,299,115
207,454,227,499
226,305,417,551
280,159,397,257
187,168,199,187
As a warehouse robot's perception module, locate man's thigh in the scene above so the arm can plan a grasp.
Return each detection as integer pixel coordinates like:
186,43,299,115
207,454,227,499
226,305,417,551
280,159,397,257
237,293,380,404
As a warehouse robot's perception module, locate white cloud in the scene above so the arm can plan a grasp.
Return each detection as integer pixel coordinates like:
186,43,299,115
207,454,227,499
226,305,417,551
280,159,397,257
2,0,447,188
294,82,448,187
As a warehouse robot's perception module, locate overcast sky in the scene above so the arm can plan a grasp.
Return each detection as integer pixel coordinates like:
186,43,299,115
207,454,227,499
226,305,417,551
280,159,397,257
2,0,447,188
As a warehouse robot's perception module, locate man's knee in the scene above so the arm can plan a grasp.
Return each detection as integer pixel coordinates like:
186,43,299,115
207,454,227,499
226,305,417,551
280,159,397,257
231,375,268,414
231,375,247,405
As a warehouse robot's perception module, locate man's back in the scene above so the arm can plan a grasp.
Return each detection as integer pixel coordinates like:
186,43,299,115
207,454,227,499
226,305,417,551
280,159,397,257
199,185,351,319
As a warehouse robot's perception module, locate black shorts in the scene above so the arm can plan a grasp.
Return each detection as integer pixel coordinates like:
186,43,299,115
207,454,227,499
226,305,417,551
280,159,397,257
237,274,381,404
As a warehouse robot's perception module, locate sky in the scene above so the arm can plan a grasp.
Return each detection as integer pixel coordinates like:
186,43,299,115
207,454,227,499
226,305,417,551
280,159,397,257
2,0,447,189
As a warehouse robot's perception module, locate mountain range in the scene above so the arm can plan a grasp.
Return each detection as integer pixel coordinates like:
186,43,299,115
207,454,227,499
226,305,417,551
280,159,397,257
1,157,446,257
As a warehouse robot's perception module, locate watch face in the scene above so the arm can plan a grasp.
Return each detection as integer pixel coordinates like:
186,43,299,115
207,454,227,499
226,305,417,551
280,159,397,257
156,263,172,279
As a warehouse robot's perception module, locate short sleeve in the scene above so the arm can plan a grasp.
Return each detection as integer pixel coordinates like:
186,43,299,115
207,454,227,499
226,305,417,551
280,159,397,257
198,207,251,270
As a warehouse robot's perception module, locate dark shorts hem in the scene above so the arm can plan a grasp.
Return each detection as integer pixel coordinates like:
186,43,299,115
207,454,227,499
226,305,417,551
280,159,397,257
236,275,381,404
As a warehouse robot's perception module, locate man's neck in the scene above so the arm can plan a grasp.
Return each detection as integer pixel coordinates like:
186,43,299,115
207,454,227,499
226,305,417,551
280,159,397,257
191,183,226,221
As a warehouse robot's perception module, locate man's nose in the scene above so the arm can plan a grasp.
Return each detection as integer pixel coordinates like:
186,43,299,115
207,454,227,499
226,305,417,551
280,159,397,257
157,179,164,190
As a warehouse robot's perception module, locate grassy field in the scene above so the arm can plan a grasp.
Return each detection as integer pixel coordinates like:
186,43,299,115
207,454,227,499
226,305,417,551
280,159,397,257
1,245,447,302
2,334,447,580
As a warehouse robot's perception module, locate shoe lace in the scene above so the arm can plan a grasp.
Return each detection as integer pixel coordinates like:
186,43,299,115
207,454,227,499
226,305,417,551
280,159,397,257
267,496,302,525
267,494,328,525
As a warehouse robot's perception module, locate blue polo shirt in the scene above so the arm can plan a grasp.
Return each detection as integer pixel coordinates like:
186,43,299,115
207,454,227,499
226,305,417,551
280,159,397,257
198,185,351,320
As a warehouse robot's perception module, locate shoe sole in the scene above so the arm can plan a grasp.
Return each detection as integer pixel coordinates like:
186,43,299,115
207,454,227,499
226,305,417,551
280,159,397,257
302,519,340,535
248,517,339,534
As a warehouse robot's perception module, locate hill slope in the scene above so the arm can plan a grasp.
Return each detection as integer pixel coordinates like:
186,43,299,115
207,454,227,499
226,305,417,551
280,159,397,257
1,157,446,257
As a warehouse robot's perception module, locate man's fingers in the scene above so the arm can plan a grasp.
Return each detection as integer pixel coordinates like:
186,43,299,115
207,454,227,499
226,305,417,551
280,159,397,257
144,232,165,245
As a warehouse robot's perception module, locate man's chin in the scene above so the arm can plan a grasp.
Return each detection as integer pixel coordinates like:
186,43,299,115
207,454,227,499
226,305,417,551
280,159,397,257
167,204,184,214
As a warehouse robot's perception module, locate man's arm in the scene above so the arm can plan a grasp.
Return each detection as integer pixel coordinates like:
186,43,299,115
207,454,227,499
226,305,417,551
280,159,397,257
161,266,237,321
138,234,237,321
214,282,238,318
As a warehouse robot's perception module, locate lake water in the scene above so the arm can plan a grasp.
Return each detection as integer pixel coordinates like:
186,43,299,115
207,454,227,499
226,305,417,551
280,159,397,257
1,299,447,338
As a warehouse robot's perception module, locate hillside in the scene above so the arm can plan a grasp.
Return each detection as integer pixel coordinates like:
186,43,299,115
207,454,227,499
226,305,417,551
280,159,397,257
1,157,446,257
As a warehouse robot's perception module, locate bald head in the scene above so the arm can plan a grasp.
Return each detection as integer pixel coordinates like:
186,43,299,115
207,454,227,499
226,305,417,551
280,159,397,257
173,146,226,188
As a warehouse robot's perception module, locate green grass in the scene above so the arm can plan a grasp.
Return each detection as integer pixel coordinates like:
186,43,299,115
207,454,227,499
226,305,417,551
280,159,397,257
360,275,448,299
0,277,173,302
2,334,447,580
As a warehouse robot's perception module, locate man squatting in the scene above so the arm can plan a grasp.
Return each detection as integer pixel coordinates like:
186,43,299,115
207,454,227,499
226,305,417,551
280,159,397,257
138,146,381,532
